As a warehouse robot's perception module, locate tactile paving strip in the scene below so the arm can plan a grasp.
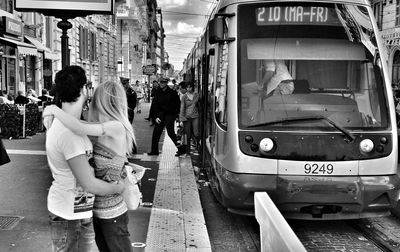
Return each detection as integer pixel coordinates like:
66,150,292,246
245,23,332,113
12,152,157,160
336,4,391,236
145,135,211,251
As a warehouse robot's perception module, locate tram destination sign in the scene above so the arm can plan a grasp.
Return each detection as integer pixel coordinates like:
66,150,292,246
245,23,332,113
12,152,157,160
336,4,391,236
15,0,114,15
256,6,341,26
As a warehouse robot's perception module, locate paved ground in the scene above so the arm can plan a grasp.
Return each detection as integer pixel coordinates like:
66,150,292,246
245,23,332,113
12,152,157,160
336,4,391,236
0,102,210,252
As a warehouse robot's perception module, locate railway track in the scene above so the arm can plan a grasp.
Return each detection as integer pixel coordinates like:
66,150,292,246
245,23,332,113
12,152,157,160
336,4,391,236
291,215,400,252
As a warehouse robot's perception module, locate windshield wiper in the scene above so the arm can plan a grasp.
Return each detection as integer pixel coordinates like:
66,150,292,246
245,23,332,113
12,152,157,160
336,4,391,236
247,115,355,142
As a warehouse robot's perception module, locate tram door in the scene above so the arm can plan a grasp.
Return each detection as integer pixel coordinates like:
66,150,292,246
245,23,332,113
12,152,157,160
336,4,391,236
205,47,216,155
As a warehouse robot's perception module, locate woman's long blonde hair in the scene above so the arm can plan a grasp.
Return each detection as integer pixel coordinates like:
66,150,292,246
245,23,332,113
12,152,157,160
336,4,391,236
88,81,136,156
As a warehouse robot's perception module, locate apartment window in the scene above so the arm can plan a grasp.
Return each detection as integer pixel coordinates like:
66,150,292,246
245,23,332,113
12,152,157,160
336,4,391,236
0,0,13,13
79,26,89,60
396,0,400,26
45,17,50,49
89,31,97,62
374,2,383,29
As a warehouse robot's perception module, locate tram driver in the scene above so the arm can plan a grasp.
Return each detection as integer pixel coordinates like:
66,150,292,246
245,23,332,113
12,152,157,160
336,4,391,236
241,59,295,124
259,60,294,97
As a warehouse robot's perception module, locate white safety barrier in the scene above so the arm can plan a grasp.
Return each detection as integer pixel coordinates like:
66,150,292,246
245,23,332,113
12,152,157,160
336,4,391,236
254,192,306,252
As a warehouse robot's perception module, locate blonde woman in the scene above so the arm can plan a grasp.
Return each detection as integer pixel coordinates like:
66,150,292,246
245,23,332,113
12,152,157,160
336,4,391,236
44,81,136,252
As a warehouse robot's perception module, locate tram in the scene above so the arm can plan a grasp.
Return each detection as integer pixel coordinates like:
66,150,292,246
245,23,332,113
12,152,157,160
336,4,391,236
185,0,400,219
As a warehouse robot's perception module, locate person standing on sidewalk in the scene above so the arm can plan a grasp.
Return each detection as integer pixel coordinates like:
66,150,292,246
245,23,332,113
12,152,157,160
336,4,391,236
44,66,125,252
44,80,136,252
134,80,144,113
148,77,184,155
178,81,200,157
121,77,137,123
145,80,160,125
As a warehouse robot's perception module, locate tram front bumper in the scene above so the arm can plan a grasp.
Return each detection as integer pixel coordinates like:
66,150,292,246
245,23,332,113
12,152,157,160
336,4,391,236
217,168,400,219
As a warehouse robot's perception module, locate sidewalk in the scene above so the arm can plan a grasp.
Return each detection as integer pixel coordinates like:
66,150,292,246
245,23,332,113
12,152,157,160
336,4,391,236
0,102,211,251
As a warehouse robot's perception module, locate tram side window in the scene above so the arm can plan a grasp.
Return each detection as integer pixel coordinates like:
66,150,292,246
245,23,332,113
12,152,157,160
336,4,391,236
207,51,216,137
215,43,228,130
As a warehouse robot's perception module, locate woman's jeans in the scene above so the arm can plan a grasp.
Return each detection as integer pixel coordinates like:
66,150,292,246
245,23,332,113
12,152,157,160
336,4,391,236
49,213,95,252
93,212,133,252
183,117,199,154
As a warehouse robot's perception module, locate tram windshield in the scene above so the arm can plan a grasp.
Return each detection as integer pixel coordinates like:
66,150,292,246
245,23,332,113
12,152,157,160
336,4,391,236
238,3,390,130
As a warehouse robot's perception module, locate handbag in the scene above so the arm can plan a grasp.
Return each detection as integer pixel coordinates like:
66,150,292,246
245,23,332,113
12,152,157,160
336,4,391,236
0,139,10,166
122,163,145,210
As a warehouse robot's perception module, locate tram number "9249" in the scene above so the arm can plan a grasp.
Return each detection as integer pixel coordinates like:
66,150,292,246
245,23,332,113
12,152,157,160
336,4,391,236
304,163,334,174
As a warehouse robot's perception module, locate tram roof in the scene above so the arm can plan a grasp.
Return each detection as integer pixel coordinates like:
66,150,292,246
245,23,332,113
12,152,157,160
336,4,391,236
213,0,371,13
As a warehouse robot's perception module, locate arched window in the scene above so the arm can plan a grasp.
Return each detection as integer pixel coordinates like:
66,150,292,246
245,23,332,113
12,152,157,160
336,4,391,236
392,50,400,87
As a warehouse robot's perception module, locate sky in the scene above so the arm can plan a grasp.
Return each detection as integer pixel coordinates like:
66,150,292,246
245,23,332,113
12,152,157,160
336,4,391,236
157,0,217,71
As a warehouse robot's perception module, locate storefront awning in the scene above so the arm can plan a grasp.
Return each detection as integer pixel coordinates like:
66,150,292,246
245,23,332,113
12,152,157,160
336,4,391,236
24,36,48,52
24,36,59,60
0,36,38,56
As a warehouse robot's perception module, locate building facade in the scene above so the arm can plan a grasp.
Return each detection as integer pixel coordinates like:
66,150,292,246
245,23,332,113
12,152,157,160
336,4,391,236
0,0,135,98
372,0,400,89
116,0,148,84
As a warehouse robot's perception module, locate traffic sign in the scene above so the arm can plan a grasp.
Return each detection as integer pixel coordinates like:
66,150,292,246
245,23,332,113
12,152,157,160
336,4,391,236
142,65,157,75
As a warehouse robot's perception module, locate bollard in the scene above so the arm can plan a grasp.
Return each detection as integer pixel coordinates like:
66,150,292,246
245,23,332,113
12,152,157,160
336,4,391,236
254,192,306,252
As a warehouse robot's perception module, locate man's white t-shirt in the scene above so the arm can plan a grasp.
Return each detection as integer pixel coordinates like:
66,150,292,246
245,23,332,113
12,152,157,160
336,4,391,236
46,118,95,220
265,60,293,95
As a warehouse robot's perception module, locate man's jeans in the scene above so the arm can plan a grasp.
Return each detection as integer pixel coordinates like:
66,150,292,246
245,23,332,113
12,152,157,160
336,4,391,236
49,213,95,252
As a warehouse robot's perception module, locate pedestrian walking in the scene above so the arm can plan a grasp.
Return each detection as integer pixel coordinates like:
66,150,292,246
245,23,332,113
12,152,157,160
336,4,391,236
144,80,160,125
44,79,136,252
178,81,200,156
43,66,125,252
121,77,137,123
148,77,184,155
134,80,144,113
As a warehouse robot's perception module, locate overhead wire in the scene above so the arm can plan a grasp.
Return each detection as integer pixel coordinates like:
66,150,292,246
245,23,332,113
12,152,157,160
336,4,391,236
162,10,209,17
162,0,218,69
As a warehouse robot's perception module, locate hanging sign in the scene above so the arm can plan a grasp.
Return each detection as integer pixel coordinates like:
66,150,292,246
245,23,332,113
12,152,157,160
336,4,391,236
15,0,114,15
142,65,157,75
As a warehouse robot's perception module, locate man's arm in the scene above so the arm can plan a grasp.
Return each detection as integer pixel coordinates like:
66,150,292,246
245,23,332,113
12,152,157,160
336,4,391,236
43,105,124,137
68,155,124,196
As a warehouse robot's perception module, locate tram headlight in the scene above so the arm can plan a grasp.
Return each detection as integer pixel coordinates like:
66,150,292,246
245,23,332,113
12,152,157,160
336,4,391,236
259,138,274,152
359,139,374,153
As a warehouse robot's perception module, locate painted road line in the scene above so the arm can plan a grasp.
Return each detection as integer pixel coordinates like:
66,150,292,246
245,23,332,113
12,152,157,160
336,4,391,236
6,150,47,155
